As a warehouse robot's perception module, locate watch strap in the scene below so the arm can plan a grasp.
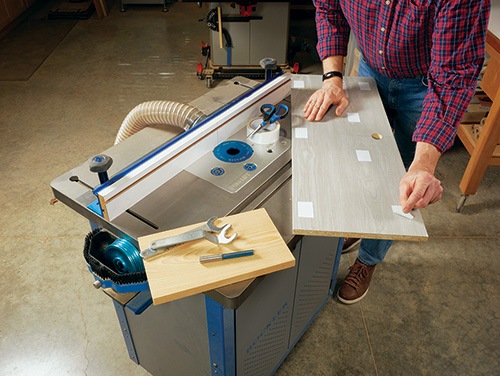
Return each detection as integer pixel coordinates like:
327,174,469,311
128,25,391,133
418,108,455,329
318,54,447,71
322,71,343,81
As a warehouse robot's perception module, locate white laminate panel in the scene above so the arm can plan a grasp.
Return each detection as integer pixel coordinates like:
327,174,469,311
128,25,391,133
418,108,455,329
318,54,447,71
291,75,428,241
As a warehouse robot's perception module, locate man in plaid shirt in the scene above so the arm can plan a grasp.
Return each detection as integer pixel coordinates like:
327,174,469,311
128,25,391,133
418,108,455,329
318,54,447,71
304,0,490,304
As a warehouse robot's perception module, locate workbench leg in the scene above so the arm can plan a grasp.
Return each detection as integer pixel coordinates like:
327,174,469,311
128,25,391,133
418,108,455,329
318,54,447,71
458,88,500,202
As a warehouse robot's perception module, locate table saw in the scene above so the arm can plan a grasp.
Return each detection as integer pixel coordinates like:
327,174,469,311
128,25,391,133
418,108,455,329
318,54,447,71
51,73,343,376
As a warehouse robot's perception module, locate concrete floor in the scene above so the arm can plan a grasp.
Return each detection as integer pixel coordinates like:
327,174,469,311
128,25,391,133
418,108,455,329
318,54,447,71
1,3,499,376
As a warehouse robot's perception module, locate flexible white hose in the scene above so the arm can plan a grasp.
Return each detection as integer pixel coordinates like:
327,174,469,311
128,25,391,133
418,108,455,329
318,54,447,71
114,101,207,144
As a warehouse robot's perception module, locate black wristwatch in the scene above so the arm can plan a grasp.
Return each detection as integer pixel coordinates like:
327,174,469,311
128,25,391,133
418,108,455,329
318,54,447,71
322,71,343,81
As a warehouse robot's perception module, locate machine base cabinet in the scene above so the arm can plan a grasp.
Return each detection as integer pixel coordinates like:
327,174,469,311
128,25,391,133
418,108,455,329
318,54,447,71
116,236,342,376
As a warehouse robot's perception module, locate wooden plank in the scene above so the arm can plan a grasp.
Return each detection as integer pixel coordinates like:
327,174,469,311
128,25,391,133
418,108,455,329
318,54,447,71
138,208,295,305
291,75,427,240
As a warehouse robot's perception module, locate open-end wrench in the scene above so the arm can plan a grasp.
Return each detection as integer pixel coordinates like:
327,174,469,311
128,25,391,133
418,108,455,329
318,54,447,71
140,217,237,259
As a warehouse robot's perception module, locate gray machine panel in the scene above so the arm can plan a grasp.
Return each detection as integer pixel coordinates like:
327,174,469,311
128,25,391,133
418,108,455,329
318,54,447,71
235,240,301,376
289,236,340,346
125,294,211,376
235,235,340,376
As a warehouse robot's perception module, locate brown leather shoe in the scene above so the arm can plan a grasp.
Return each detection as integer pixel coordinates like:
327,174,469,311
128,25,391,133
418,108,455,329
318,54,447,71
337,258,376,304
342,237,361,253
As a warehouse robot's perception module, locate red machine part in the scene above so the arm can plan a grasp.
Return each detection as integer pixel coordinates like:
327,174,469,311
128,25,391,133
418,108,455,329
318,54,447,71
240,5,256,17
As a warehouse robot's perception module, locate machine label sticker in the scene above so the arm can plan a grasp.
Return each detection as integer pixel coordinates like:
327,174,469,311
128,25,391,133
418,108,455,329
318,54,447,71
356,150,372,162
347,113,360,122
298,201,315,218
295,128,308,139
292,80,305,88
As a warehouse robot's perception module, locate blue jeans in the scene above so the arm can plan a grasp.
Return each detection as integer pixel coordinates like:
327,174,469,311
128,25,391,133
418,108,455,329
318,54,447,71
355,57,427,266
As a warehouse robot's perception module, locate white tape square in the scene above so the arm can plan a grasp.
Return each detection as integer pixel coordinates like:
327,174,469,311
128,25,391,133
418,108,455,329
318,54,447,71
343,82,349,97
356,150,372,162
392,205,414,220
358,82,371,91
347,113,360,123
295,127,308,139
298,201,315,218
292,80,305,88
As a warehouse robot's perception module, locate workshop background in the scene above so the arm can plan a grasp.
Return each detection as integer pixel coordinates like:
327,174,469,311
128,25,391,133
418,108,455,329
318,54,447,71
1,1,499,375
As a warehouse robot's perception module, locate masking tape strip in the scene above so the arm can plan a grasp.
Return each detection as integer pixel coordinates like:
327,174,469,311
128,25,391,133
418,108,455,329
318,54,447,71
356,150,372,162
343,82,349,97
298,201,315,218
292,80,305,88
392,205,414,220
348,113,360,122
295,127,308,139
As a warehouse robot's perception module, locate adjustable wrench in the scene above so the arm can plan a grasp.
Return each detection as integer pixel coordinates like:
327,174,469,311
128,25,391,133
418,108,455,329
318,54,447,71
140,217,237,259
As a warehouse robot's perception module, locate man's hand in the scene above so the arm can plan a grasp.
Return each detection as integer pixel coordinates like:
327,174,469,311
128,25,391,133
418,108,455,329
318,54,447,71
399,142,443,213
303,78,349,121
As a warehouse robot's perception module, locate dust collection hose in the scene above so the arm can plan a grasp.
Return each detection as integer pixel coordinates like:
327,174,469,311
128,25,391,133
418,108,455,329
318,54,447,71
114,101,207,144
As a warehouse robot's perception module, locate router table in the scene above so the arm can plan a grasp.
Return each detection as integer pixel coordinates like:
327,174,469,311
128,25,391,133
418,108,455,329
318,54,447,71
51,75,342,375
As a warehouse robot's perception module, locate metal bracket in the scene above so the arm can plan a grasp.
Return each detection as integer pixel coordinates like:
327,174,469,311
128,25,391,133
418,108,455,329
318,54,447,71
205,296,236,375
113,300,139,364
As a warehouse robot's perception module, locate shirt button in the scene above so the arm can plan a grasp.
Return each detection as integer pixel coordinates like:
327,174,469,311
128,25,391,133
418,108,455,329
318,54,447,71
385,0,390,4
381,66,386,69
381,27,385,32
379,50,383,54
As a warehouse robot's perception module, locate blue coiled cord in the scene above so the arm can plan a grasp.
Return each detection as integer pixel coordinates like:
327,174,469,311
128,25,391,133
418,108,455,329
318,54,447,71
104,239,145,274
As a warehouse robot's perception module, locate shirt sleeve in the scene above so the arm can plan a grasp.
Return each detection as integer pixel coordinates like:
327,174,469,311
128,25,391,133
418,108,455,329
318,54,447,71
413,0,490,153
313,0,350,60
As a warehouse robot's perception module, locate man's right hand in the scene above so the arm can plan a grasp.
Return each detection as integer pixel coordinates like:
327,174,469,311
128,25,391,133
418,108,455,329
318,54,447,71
303,77,349,121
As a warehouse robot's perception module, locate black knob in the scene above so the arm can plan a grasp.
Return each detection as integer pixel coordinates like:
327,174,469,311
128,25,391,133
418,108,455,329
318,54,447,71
260,58,277,81
88,154,113,184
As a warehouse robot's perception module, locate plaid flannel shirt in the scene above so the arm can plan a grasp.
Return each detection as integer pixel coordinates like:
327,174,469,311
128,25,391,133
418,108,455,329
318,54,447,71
314,0,490,152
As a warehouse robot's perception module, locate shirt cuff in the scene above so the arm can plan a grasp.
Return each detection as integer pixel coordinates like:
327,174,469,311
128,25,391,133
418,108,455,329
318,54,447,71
412,117,458,153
